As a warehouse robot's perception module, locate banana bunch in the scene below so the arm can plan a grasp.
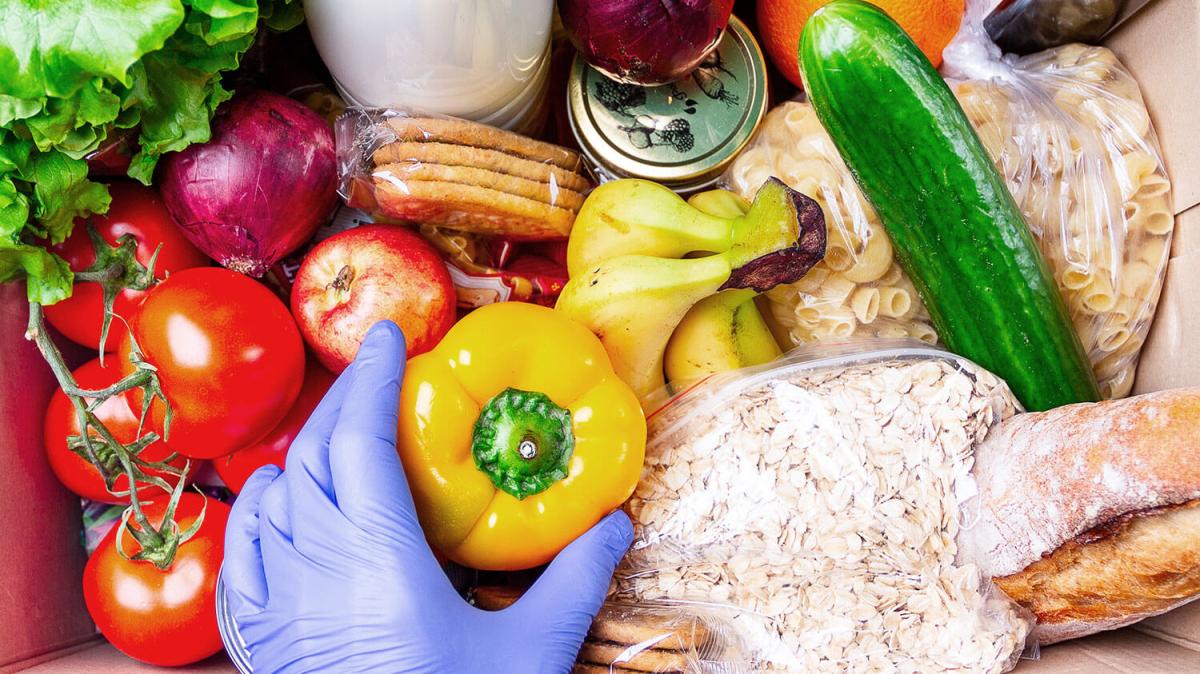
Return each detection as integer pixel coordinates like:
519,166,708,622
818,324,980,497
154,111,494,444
556,178,826,409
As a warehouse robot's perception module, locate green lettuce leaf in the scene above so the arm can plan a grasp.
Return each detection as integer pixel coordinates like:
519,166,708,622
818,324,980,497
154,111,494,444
0,0,185,99
0,243,74,304
1,0,291,305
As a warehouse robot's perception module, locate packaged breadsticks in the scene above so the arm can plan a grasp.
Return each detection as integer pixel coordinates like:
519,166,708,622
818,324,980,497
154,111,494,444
726,0,1171,399
336,108,593,240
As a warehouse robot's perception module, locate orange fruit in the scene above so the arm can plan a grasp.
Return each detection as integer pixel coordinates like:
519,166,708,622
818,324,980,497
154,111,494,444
757,0,966,88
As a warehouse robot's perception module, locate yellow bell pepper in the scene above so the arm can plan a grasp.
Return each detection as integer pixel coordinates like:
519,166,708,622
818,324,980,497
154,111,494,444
397,302,647,571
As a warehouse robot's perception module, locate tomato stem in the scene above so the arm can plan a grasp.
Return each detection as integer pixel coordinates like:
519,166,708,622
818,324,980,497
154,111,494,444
24,230,186,568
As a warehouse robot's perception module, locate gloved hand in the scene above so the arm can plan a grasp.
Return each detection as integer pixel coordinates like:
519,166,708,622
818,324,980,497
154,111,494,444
223,321,634,674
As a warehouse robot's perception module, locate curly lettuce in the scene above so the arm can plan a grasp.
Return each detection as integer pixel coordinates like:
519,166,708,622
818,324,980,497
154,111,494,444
0,0,300,304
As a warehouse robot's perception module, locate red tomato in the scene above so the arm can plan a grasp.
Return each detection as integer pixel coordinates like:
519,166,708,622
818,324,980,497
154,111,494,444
120,267,306,459
215,362,335,492
44,181,210,351
83,493,229,667
43,358,193,504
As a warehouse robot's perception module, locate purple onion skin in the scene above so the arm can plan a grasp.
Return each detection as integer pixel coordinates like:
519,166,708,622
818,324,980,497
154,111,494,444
559,0,735,85
160,90,337,277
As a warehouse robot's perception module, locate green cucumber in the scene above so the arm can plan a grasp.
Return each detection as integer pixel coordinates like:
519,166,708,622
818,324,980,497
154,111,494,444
799,0,1099,411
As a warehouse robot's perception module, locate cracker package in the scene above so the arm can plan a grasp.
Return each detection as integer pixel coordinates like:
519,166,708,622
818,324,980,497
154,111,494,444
266,207,569,310
337,109,593,240
726,0,1171,399
470,585,749,674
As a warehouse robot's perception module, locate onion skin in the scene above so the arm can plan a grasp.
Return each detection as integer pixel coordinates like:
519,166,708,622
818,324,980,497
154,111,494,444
160,90,337,277
559,0,735,85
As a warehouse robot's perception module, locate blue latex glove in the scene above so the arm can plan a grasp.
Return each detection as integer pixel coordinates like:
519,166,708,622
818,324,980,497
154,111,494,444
223,321,634,674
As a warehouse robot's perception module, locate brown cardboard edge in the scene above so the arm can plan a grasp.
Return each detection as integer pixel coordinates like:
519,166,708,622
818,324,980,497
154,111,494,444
1108,0,1157,34
16,642,234,673
1020,629,1200,672
0,637,104,674
1106,0,1200,215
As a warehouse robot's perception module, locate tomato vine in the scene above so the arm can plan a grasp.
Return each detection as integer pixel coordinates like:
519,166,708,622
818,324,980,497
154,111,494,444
25,229,198,569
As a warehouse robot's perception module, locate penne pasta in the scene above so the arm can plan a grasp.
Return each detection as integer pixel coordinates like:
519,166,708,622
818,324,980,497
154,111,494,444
1081,275,1119,313
877,286,912,319
849,287,881,324
1095,325,1132,353
841,228,893,284
726,66,1169,401
906,323,939,345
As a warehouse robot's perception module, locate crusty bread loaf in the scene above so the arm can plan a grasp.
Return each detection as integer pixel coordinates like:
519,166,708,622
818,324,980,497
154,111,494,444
966,387,1200,644
994,500,1200,644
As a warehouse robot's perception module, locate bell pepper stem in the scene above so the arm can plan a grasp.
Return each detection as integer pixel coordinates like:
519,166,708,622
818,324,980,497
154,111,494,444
471,388,574,500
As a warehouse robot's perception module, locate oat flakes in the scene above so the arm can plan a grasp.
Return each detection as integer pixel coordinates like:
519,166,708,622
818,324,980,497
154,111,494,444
618,346,1033,673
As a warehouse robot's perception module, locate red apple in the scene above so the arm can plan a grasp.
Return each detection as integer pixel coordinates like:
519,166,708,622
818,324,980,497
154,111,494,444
291,225,456,372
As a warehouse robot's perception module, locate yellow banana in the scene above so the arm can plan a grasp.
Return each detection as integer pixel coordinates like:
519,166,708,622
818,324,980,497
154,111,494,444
556,178,826,410
566,180,734,276
556,253,737,407
663,289,782,388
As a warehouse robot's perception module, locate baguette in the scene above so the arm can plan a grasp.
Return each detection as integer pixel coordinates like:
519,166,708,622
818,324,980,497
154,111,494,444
969,387,1200,643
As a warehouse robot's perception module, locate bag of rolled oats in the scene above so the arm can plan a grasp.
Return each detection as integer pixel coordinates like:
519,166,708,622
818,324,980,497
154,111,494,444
613,341,1035,673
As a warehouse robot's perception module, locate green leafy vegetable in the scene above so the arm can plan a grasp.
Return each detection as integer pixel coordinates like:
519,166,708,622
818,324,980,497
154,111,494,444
0,0,301,304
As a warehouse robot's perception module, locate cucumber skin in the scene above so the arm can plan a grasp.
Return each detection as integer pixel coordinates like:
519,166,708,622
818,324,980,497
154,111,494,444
800,0,1099,411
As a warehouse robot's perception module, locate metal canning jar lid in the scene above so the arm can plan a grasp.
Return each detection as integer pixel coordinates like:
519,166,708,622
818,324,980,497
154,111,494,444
567,15,768,192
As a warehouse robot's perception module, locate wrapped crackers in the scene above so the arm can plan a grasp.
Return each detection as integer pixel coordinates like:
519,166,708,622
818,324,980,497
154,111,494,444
337,109,593,240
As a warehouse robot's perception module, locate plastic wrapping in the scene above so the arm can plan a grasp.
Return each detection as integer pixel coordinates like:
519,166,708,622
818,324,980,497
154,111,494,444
266,205,570,310
985,0,1125,54
615,343,1034,673
725,0,1171,400
336,108,593,241
470,585,749,673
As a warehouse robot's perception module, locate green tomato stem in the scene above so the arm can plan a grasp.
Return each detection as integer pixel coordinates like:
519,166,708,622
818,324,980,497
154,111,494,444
25,232,188,568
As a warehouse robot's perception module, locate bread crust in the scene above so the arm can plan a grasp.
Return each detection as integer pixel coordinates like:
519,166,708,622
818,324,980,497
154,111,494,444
994,501,1200,644
968,387,1200,578
966,387,1200,644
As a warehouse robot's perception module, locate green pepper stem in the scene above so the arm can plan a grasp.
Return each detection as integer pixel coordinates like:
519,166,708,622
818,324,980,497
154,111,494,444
471,388,575,500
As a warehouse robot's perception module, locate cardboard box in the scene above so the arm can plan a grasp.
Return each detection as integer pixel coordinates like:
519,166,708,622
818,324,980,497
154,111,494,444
2,0,1198,671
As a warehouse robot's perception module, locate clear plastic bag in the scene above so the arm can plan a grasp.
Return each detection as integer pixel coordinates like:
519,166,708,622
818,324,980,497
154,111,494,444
617,342,1034,673
471,585,751,673
984,0,1125,55
724,0,1172,400
336,107,593,240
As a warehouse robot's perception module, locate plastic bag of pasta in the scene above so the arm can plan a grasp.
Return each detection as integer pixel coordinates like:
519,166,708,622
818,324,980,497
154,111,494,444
725,0,1172,399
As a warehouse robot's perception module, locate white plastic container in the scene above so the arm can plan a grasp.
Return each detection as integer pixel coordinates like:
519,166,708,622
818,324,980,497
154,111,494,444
304,0,554,130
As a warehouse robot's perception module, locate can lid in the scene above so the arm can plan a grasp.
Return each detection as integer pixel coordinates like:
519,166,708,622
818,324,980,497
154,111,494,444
567,15,768,189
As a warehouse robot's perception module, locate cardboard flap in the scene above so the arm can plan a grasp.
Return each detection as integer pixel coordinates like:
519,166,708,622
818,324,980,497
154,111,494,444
1140,602,1200,653
1022,629,1200,673
0,284,95,669
1134,209,1200,394
1106,0,1200,217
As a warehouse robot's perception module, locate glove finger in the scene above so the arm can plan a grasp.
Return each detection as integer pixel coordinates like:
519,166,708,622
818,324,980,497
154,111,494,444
223,465,278,615
285,368,358,552
257,470,298,601
514,510,633,655
328,321,414,530
284,359,356,506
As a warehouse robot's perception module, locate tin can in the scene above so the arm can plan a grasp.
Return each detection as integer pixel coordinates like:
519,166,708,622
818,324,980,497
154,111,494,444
567,15,768,193
216,571,254,673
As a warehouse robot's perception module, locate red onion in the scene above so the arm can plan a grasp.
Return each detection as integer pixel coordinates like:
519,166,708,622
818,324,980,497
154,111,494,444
160,90,337,277
559,0,735,85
